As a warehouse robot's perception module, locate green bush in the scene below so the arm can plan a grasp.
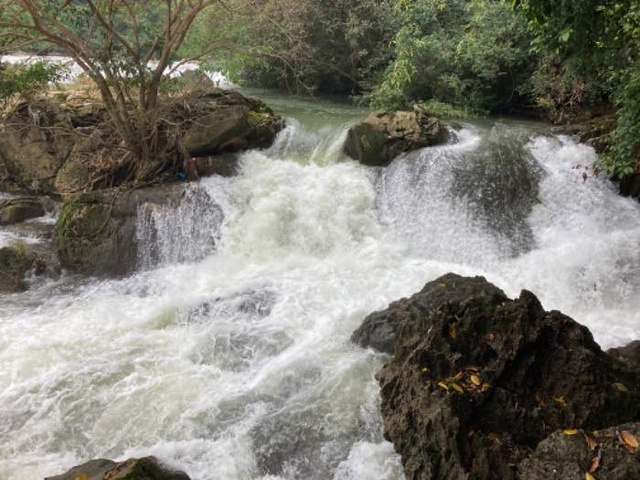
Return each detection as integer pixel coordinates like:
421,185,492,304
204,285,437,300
0,61,66,102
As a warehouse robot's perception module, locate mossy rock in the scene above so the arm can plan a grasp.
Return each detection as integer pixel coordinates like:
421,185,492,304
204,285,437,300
0,242,44,292
344,123,389,167
0,198,45,225
55,191,116,272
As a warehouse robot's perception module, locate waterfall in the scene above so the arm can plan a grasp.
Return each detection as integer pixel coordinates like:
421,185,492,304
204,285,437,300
1,109,639,480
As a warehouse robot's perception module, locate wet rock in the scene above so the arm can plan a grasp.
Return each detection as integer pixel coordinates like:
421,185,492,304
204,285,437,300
519,423,640,480
0,197,45,224
608,340,640,371
0,242,47,292
344,105,449,167
182,89,284,156
619,172,640,201
354,273,640,480
54,183,184,276
351,273,505,354
45,456,190,480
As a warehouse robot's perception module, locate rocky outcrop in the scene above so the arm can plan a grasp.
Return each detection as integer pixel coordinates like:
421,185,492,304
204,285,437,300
353,273,640,480
181,89,284,156
54,183,184,276
45,456,190,480
0,89,283,195
344,106,449,166
0,98,76,194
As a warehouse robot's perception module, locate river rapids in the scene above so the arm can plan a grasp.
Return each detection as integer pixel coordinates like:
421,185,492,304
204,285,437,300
1,98,639,480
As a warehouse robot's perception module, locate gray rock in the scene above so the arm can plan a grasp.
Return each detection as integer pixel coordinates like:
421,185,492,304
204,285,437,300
608,340,640,371
0,197,45,224
344,105,449,166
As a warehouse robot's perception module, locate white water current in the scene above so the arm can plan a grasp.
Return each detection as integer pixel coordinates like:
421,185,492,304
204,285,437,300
1,103,639,479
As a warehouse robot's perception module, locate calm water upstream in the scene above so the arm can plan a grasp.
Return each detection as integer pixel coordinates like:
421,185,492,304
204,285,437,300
1,93,639,479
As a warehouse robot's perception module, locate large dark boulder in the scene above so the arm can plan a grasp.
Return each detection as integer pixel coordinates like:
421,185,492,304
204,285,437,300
353,273,640,480
45,456,190,480
54,183,184,276
344,106,449,166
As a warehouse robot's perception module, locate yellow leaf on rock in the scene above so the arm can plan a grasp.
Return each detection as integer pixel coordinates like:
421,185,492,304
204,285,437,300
621,430,639,449
452,383,464,394
563,429,579,436
554,396,567,408
448,321,457,339
75,475,88,480
585,472,596,480
470,375,481,386
437,381,449,392
614,382,629,392
438,283,447,288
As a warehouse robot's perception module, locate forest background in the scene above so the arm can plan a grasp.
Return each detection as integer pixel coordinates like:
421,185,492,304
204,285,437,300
2,0,639,179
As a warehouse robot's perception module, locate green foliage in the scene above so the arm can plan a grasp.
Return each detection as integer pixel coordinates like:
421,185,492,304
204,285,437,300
0,61,66,102
187,0,398,94
516,0,640,177
370,0,534,112
419,100,479,119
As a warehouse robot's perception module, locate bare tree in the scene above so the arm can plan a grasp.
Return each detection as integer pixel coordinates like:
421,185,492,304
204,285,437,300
0,0,219,180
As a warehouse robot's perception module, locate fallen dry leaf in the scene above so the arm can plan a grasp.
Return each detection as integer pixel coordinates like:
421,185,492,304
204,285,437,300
451,383,464,394
583,431,598,451
588,447,602,473
554,395,567,408
470,374,481,386
620,430,639,449
437,381,449,392
585,472,596,480
563,428,579,436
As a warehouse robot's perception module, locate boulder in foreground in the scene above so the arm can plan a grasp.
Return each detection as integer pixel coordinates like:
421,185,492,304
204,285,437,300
45,456,190,480
344,105,449,167
354,273,640,479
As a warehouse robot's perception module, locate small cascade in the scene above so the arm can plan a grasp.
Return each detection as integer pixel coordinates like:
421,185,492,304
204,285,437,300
136,179,226,268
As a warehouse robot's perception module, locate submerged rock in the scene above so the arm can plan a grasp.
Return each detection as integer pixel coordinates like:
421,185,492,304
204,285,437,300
353,273,640,479
45,456,190,480
344,106,449,166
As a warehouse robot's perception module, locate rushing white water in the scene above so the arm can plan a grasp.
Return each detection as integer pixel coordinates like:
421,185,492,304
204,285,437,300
1,107,640,480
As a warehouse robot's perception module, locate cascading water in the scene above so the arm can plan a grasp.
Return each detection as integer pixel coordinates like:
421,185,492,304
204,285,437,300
1,99,639,480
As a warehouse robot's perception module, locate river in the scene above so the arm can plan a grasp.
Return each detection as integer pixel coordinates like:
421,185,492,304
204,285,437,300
1,93,639,480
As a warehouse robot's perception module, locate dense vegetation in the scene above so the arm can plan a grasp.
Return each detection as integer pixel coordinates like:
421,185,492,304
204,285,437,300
1,0,638,177
187,0,639,177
